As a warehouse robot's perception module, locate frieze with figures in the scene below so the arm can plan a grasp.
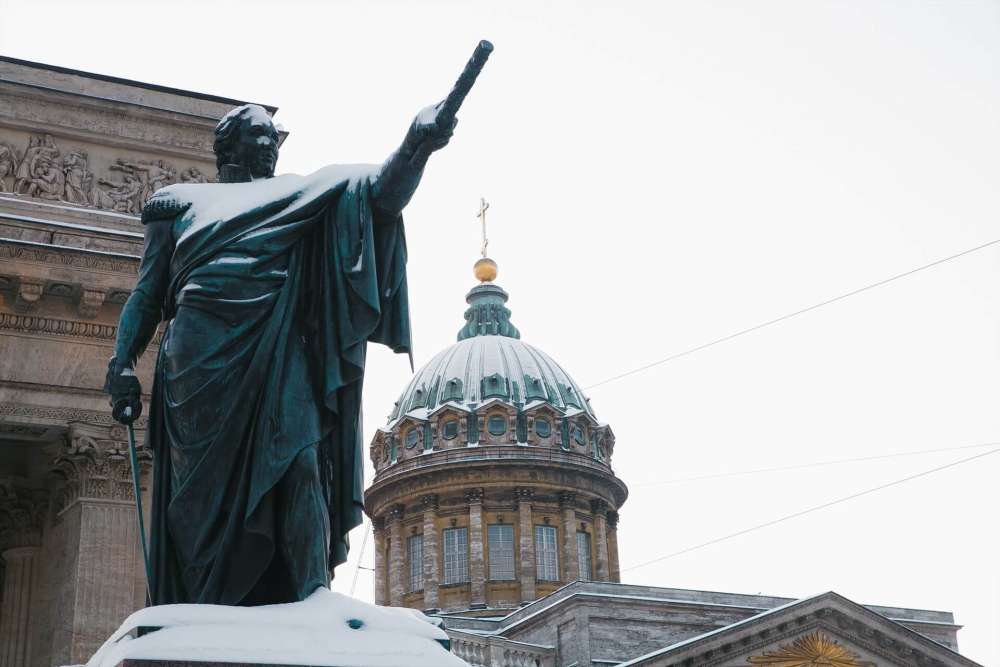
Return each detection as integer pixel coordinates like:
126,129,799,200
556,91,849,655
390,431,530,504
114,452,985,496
0,132,216,213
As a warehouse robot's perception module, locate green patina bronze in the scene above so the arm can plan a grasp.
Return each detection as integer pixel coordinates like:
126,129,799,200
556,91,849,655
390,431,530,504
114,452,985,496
105,43,493,607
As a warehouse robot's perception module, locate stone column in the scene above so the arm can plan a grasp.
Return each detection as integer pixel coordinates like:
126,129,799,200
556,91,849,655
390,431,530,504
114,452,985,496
516,487,536,603
420,494,440,611
386,504,405,607
43,423,153,665
558,492,579,583
607,511,621,583
591,500,610,582
0,486,43,667
372,517,386,606
466,488,486,609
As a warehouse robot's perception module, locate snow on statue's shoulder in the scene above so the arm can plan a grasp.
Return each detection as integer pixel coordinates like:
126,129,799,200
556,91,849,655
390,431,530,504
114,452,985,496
86,588,465,667
147,163,380,244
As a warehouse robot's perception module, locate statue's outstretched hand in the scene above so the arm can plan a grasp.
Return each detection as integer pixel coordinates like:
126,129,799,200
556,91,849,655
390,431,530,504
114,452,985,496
406,102,458,156
103,357,143,425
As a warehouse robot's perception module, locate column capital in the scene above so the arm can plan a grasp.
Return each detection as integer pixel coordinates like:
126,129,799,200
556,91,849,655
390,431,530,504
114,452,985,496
590,498,608,514
606,510,620,529
515,486,534,504
50,422,152,516
557,491,578,508
373,516,385,533
0,482,45,552
386,503,406,523
465,487,485,505
420,493,439,511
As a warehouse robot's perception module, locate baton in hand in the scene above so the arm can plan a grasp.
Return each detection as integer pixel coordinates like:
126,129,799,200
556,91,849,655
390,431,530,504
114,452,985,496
408,39,494,168
126,419,152,602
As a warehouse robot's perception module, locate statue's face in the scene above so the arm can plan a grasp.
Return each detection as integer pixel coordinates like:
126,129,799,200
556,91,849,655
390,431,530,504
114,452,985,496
231,113,280,179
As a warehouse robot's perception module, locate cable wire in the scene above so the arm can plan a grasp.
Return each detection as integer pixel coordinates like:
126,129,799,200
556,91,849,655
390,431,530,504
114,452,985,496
630,441,1000,487
623,447,1000,573
577,239,999,394
349,515,371,597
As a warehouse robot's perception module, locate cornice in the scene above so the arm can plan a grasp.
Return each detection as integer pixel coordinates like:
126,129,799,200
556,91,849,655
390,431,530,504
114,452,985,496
1,239,139,276
0,403,147,428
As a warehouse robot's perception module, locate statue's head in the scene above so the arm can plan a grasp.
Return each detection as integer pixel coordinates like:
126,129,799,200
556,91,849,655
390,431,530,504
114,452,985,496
214,104,279,179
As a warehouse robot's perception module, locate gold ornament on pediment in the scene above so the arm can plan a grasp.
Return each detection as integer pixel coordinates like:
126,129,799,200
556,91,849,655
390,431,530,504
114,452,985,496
747,631,876,667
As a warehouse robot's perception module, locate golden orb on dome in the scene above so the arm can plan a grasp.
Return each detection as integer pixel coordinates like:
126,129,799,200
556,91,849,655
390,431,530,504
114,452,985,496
473,257,498,282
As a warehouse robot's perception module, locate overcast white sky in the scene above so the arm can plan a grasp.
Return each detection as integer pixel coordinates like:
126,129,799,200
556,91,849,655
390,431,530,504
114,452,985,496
2,1,997,664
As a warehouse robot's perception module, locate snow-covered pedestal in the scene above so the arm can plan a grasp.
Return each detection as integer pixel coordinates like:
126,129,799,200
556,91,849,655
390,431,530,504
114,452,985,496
85,589,466,667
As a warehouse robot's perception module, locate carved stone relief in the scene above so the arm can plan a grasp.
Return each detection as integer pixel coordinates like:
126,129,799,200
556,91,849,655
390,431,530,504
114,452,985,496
747,631,876,667
0,132,216,213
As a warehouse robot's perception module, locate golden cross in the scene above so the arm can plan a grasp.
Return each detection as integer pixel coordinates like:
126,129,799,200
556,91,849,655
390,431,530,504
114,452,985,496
477,197,490,258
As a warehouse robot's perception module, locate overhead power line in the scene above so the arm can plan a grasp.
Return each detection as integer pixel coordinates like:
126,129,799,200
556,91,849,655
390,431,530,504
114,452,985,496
622,447,1000,574
349,515,371,597
579,239,999,394
630,441,1000,488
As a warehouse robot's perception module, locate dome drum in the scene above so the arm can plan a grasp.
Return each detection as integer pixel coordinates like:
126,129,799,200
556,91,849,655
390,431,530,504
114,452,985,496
367,479,624,613
370,401,616,476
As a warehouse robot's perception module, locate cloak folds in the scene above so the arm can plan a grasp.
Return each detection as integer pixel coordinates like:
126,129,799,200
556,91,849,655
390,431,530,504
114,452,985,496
141,167,411,605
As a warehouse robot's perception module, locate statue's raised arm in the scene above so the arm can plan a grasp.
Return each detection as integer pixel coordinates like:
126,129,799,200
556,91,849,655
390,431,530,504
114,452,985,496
372,40,493,216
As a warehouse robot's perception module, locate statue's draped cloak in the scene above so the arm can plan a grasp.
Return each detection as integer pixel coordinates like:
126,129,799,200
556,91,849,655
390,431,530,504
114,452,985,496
143,167,410,605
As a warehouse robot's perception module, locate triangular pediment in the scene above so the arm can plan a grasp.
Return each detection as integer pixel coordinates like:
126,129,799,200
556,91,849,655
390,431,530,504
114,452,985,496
619,592,980,667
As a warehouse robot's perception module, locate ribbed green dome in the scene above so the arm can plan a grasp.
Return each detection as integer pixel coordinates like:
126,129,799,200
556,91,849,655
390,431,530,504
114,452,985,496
388,282,594,423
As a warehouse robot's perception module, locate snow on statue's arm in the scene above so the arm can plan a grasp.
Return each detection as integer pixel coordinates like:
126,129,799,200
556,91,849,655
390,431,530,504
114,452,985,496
371,100,454,219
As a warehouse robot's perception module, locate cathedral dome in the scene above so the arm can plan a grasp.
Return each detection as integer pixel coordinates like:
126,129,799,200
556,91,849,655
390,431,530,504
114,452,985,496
389,282,596,426
365,259,627,613
370,274,616,474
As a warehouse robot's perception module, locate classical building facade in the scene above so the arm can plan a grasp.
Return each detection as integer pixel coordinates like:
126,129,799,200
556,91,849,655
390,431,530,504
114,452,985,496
0,56,279,667
365,264,982,667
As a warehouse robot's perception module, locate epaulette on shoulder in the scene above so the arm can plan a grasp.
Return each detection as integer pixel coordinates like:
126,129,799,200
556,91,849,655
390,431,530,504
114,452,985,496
141,192,192,225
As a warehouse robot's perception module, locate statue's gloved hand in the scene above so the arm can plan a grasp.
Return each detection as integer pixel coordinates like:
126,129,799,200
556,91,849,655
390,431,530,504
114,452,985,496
103,357,143,425
405,101,458,156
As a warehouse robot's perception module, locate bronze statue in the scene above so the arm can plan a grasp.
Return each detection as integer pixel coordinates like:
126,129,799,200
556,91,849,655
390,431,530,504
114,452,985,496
104,41,492,607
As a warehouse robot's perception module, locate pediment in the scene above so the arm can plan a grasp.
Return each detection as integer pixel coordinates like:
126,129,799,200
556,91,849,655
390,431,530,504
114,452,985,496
621,592,979,667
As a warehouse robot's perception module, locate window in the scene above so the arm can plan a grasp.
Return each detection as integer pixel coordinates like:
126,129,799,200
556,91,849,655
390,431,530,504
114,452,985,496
488,524,515,580
442,420,459,440
443,528,468,584
487,416,507,435
404,429,419,450
534,419,551,438
534,525,559,582
577,532,592,582
407,535,424,591
572,426,586,445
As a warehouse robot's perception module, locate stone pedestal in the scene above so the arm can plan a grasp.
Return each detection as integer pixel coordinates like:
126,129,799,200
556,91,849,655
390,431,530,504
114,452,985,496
87,589,464,667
